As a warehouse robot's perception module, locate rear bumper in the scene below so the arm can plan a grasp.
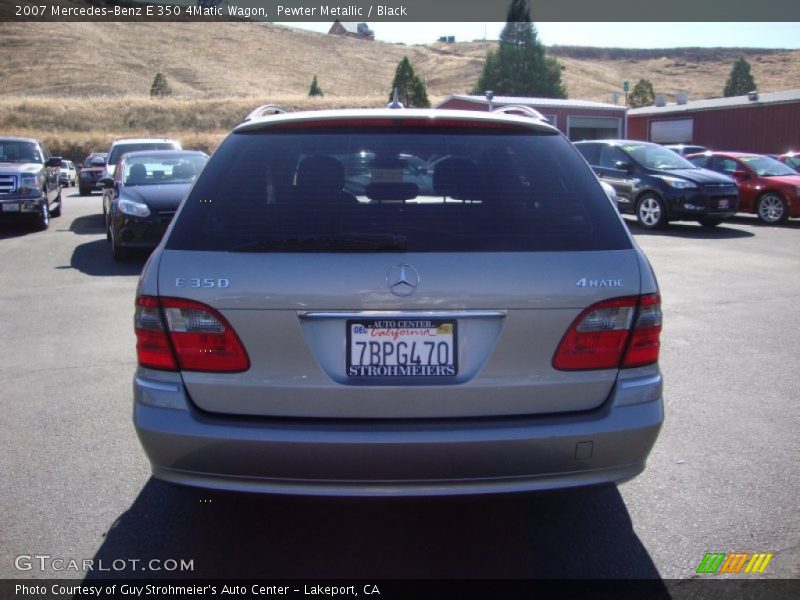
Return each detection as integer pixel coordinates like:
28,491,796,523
133,369,664,497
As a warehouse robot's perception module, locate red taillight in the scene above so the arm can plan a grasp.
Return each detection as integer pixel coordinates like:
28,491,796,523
134,296,250,373
553,294,661,371
622,294,662,368
135,296,177,370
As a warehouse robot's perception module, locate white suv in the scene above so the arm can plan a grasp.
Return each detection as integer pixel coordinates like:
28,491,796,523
105,138,181,178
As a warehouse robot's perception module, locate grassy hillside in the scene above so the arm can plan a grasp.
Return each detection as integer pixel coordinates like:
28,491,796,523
2,22,799,102
2,21,799,159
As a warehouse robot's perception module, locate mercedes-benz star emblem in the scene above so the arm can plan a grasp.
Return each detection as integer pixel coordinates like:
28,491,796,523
386,264,420,297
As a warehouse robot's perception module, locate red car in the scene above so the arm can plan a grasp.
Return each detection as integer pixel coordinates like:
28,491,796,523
777,152,800,173
687,151,800,224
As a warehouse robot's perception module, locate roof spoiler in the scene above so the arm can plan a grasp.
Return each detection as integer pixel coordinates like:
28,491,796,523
492,105,547,121
243,104,289,122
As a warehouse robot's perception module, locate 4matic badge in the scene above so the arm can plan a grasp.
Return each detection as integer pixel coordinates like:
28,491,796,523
575,278,624,288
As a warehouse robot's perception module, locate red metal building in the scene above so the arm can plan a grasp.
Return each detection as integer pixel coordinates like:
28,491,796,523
627,90,800,154
436,94,627,140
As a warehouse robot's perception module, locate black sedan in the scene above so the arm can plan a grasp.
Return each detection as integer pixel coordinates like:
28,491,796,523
101,150,208,260
574,140,739,229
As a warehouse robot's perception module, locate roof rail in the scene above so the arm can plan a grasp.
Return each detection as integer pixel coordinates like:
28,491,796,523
243,104,288,122
492,105,546,120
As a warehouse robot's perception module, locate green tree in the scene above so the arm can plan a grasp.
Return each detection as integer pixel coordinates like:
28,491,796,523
149,73,171,98
471,0,566,98
308,74,324,97
389,57,430,108
724,57,757,97
628,78,655,108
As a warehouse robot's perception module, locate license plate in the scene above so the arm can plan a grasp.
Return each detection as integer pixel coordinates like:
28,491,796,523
1,203,20,212
347,319,457,378
718,199,730,209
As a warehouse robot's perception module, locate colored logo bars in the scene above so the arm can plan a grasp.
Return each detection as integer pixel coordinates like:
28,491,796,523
696,552,774,574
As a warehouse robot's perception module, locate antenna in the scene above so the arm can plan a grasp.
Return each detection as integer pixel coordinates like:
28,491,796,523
387,88,404,109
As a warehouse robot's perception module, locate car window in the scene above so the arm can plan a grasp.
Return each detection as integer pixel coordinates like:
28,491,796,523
598,146,629,169
784,156,800,170
0,141,42,163
711,157,741,174
574,143,599,166
621,143,696,170
687,155,709,168
123,154,208,186
739,155,797,177
108,142,180,167
166,127,631,253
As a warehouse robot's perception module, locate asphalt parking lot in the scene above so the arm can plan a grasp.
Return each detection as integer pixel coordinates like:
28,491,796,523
1,187,798,581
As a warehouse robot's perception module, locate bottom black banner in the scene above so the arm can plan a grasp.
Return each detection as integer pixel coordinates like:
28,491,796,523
2,579,799,600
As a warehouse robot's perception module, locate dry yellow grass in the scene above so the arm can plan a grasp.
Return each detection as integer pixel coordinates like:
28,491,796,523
3,20,800,161
3,21,797,102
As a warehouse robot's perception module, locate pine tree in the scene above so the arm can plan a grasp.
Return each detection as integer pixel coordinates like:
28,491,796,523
471,0,566,98
628,78,655,108
149,73,171,98
308,75,324,97
724,57,757,97
389,57,430,108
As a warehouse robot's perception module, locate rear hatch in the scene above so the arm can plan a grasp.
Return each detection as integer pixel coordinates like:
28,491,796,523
153,116,641,419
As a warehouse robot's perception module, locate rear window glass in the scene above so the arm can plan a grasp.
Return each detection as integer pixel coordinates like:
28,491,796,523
166,127,631,253
122,153,208,186
108,142,179,167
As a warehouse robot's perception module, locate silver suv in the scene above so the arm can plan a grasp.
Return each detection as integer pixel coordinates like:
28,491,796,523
133,109,664,496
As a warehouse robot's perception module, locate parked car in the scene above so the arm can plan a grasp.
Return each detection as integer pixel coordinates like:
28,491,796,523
132,108,664,496
776,152,800,173
103,138,182,223
100,150,208,260
78,154,107,195
665,143,707,156
687,151,800,224
574,140,739,228
59,159,77,187
0,136,63,230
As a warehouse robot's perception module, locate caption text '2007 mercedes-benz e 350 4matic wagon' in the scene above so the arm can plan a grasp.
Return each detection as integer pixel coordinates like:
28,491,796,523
132,107,664,496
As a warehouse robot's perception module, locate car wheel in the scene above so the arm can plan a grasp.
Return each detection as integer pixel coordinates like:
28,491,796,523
111,227,128,261
50,189,62,218
636,194,667,229
756,193,789,224
698,216,723,228
34,200,50,231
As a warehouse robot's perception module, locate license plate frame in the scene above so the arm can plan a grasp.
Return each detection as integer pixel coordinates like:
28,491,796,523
346,318,458,378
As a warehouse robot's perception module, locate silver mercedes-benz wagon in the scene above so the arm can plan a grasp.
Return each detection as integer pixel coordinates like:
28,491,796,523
133,107,663,496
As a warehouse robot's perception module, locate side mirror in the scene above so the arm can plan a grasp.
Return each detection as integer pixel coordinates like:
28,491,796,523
732,169,749,180
614,160,633,172
99,176,114,188
47,156,62,168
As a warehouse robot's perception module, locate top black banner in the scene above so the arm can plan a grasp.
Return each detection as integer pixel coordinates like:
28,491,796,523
3,0,800,22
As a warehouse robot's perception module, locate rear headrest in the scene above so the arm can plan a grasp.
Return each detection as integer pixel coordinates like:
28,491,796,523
172,162,195,179
432,157,483,200
296,156,345,193
127,163,147,184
